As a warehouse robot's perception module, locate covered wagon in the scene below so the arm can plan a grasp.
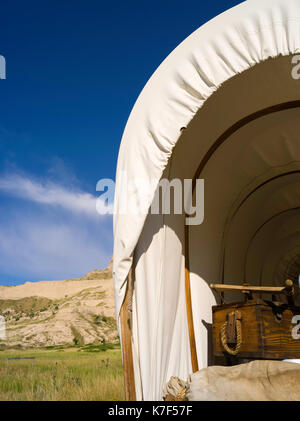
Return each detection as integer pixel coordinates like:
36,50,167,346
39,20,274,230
113,0,300,400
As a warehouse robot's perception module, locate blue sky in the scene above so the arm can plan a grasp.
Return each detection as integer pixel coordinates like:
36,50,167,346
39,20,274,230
0,0,242,285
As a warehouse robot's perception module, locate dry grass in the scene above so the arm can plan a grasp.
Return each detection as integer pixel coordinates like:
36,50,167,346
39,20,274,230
0,346,124,401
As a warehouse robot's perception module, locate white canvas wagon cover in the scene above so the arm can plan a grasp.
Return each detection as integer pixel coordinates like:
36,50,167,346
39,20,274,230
113,0,300,400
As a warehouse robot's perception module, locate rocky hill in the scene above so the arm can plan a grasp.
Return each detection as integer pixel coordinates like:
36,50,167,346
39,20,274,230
0,261,118,349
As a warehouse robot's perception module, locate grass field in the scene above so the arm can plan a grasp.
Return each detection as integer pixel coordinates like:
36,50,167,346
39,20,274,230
0,344,125,401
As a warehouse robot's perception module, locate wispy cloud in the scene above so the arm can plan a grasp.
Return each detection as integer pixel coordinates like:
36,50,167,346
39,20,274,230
0,173,111,217
0,170,113,284
0,210,112,283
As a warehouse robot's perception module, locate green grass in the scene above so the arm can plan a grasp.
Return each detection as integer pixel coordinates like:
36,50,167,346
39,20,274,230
79,343,115,352
0,297,54,321
0,345,124,401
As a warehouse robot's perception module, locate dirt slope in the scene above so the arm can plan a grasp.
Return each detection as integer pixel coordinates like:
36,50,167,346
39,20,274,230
0,261,118,348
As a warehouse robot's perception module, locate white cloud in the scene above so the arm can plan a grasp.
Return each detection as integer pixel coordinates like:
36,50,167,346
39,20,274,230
0,209,113,283
0,173,113,216
0,170,114,283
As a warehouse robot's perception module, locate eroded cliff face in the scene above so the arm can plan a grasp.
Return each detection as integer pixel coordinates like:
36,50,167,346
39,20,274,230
0,261,118,348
